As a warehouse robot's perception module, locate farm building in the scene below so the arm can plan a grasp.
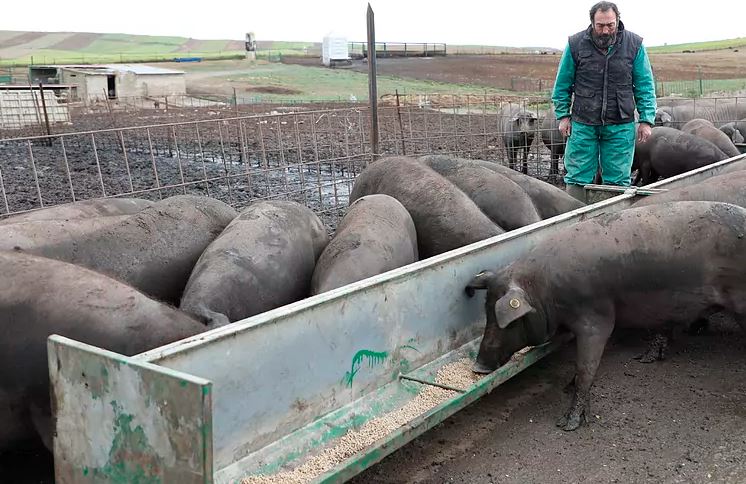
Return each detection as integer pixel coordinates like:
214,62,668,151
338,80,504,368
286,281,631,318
28,64,186,102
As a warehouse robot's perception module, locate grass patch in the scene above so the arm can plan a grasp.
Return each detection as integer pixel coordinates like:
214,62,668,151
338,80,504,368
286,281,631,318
0,31,244,66
648,37,746,53
215,63,513,102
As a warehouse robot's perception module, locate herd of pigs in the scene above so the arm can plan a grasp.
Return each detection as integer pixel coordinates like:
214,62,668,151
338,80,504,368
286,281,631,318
2,140,746,457
538,98,746,182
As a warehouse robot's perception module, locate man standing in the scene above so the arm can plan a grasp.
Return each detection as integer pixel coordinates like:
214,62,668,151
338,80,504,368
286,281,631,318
552,1,656,200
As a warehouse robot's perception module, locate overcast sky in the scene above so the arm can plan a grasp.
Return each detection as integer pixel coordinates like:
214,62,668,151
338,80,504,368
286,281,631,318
1,0,742,49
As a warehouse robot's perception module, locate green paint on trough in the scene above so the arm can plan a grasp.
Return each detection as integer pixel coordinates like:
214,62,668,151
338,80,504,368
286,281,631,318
252,403,381,476
240,335,570,483
342,349,388,387
342,343,421,388
87,401,164,484
311,334,572,483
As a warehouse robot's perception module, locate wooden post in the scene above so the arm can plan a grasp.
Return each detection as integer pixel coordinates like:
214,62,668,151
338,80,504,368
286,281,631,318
38,83,52,141
395,89,406,155
103,89,126,154
27,79,44,133
367,3,379,161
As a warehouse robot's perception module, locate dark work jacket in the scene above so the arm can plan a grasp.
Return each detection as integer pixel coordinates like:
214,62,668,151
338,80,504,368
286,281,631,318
568,21,643,125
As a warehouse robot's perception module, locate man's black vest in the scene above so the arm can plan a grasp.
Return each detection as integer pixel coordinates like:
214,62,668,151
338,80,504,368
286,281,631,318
568,21,643,125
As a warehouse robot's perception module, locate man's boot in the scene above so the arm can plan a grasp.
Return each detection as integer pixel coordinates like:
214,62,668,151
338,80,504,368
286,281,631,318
565,184,586,203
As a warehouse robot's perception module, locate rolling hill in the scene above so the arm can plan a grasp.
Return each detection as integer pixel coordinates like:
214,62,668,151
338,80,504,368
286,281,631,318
1,30,745,66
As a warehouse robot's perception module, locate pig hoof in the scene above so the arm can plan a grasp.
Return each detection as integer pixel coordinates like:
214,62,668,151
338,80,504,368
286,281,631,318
472,361,495,374
635,334,668,363
556,410,585,431
634,351,658,364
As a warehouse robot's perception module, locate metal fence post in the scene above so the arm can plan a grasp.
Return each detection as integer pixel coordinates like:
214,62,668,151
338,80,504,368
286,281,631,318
367,3,379,161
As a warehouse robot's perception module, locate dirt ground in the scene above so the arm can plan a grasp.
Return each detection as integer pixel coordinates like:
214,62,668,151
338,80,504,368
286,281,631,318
154,50,746,100
352,316,746,483
4,317,744,483
283,50,746,89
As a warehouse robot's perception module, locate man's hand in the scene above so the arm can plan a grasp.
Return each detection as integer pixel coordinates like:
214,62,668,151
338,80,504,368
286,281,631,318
637,123,652,143
559,117,572,137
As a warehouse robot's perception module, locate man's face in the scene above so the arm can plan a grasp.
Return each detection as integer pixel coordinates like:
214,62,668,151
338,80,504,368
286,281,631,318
592,9,617,47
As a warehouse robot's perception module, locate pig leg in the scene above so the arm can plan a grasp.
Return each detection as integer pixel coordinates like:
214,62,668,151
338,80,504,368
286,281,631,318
635,331,670,363
636,159,653,185
557,302,615,431
521,144,529,175
507,144,518,171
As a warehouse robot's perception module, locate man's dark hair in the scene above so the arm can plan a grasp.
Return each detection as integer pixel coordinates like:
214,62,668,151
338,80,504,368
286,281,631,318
589,1,620,22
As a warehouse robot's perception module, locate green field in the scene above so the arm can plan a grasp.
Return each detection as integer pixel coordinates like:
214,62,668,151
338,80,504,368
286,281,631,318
647,37,746,54
0,31,246,66
188,62,515,102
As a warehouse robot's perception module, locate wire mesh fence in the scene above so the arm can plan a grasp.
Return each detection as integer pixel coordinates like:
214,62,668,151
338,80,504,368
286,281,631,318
0,87,72,130
2,93,744,232
656,77,746,98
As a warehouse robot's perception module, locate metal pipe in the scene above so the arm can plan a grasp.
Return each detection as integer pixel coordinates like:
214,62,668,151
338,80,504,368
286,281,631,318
583,184,669,196
398,374,467,393
26,140,44,207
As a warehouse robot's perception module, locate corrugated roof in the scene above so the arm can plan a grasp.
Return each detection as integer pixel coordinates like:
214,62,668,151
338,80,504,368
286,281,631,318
36,64,184,76
103,64,184,75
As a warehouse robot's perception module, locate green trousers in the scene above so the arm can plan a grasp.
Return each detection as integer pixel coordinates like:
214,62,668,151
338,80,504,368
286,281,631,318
564,121,637,186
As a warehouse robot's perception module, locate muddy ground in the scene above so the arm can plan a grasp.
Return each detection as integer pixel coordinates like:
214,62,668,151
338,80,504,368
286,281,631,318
283,50,746,90
352,316,746,483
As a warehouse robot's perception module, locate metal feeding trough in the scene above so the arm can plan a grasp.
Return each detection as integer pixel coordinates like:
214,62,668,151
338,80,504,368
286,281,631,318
49,154,746,483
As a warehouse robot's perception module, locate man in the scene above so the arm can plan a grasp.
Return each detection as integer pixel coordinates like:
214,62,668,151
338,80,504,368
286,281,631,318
552,1,656,200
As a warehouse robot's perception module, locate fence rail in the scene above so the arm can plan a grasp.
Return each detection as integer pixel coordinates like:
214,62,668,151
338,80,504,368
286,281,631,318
656,78,746,97
0,95,560,230
348,42,447,58
2,93,745,231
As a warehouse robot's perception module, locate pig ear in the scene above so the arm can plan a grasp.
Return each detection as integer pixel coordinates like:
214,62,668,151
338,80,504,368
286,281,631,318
494,288,534,329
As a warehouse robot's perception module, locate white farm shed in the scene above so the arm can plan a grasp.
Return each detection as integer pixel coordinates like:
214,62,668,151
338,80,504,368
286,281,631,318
46,64,186,103
322,33,349,67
